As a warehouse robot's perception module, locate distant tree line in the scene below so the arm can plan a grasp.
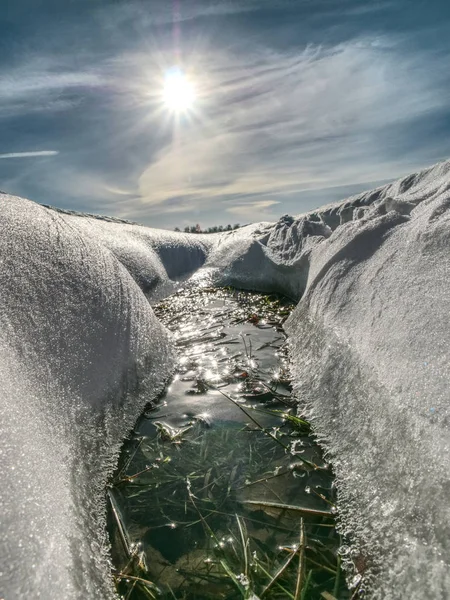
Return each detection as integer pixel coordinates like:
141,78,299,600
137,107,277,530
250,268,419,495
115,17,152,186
174,224,241,234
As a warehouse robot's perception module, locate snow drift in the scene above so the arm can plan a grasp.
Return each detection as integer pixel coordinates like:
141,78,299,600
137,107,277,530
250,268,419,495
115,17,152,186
0,196,177,599
207,159,450,599
45,206,215,301
2,157,450,599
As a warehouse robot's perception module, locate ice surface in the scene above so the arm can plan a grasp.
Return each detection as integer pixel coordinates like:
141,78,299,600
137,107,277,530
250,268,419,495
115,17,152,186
3,157,450,598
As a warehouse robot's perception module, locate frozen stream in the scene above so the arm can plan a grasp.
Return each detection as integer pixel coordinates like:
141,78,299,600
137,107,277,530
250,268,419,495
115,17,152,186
107,288,350,600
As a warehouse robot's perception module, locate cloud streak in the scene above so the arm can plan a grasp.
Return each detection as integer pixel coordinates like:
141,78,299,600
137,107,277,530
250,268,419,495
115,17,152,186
0,151,59,159
0,56,106,117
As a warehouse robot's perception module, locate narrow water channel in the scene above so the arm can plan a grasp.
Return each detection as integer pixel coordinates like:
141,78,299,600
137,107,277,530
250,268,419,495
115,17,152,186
108,288,349,599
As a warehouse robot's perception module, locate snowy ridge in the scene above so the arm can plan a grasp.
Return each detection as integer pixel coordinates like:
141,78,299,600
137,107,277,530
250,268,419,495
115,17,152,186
2,157,450,598
206,159,450,298
0,195,176,599
47,207,216,301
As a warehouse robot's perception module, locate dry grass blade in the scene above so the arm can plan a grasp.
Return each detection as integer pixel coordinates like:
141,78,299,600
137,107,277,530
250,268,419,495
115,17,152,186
107,489,132,558
294,519,305,600
236,513,250,578
113,572,160,593
260,544,299,597
116,437,145,482
212,386,290,451
241,499,332,518
211,386,318,468
253,561,295,599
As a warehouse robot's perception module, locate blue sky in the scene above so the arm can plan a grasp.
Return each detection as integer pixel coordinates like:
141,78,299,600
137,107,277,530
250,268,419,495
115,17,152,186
1,0,450,228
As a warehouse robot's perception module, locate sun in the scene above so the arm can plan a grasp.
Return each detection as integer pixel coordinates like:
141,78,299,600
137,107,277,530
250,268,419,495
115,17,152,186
162,68,195,113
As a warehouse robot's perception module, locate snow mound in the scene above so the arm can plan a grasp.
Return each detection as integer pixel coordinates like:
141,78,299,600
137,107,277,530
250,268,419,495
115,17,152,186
48,208,214,301
203,158,450,597
0,195,175,599
285,191,450,599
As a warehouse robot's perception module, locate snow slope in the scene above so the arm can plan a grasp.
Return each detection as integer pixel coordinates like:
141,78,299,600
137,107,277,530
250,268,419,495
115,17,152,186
206,158,450,598
284,163,450,599
46,206,215,301
2,157,450,598
0,196,176,599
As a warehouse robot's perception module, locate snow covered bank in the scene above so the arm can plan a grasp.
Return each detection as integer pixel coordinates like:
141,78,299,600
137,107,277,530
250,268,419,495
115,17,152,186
46,206,215,301
284,178,450,599
206,159,450,599
0,195,176,598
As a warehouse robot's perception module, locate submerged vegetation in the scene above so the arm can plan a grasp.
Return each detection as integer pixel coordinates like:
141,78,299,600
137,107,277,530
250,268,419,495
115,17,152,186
107,288,351,599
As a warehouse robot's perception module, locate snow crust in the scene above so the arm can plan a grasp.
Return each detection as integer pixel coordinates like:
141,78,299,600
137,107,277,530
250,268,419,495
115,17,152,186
210,159,450,599
49,206,214,301
284,167,450,598
3,157,450,598
0,196,175,599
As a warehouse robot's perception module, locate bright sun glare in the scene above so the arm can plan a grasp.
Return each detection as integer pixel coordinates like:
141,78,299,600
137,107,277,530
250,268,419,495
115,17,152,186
163,68,195,113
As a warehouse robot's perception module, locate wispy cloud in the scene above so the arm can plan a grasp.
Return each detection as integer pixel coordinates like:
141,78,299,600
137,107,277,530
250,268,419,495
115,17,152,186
0,151,59,159
226,200,280,220
102,0,393,30
0,56,106,117
2,0,450,228
135,37,448,218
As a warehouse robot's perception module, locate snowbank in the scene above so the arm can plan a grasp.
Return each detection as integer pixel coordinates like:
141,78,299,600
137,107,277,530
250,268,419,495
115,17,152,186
285,179,450,599
209,159,450,599
0,195,176,599
46,206,215,301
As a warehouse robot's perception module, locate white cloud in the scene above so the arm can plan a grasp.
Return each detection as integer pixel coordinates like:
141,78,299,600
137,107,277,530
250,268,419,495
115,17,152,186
0,151,59,159
0,57,105,116
136,37,448,217
226,200,280,219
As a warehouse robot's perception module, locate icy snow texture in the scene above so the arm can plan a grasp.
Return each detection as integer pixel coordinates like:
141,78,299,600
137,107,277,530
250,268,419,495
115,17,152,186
46,206,215,301
0,196,177,599
2,157,450,598
206,158,450,599
284,164,450,599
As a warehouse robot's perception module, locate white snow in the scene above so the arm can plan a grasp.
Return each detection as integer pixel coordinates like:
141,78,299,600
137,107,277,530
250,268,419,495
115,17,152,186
2,157,450,598
0,196,175,599
284,171,450,599
48,206,215,301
